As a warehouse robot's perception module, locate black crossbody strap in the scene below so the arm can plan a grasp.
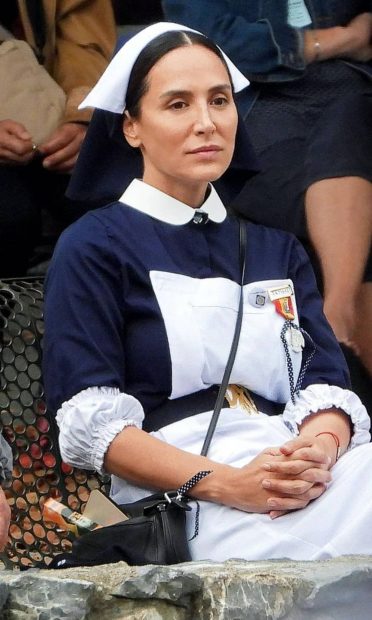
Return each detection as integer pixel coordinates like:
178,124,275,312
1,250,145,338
200,219,246,457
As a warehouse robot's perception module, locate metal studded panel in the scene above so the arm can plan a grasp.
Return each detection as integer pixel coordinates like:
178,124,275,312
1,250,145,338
0,278,109,569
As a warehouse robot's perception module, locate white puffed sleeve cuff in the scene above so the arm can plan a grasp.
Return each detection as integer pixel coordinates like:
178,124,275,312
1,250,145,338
283,384,371,449
56,387,145,474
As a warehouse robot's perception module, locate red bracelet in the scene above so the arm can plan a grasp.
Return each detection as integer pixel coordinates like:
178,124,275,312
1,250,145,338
315,431,341,461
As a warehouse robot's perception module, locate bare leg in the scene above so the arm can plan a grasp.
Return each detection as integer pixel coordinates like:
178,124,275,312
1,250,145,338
354,282,372,376
306,177,372,351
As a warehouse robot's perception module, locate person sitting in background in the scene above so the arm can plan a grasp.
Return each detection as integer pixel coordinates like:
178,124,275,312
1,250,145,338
163,0,372,404
0,0,116,277
43,23,372,563
0,435,12,552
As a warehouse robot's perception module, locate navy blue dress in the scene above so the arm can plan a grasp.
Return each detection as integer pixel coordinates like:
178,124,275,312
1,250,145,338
44,198,349,416
43,182,372,562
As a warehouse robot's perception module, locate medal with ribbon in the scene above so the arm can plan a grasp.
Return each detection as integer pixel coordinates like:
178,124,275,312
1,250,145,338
268,284,295,320
268,284,305,352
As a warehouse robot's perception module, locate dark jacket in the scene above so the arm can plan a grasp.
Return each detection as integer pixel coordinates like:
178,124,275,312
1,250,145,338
163,0,372,82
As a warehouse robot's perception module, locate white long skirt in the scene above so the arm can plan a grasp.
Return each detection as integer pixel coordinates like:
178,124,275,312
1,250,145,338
109,408,372,561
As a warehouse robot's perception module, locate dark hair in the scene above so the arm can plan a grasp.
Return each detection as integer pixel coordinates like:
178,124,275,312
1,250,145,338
125,30,232,117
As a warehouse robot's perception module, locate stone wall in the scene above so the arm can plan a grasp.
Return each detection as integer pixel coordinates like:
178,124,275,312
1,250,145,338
0,556,372,619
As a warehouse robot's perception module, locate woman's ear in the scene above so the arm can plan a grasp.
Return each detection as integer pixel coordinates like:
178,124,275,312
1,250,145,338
123,112,141,148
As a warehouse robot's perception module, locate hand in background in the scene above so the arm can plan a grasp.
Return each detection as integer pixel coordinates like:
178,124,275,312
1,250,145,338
345,12,372,62
304,12,372,64
0,120,35,165
0,488,11,551
38,122,87,173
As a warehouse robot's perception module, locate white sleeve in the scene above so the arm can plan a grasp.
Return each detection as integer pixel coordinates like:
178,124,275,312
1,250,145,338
283,384,371,449
56,386,145,474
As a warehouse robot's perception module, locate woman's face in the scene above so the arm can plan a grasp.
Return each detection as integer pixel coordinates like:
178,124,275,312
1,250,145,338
123,44,238,207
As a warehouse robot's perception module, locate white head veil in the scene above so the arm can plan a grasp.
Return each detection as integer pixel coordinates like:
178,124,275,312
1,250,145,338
68,22,258,204
79,22,249,113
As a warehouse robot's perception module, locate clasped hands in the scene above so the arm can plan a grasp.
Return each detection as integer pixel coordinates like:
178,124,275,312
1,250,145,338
225,434,334,519
0,119,86,173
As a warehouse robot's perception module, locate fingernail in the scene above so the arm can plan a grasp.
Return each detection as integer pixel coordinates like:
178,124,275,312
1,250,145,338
262,479,271,488
263,463,272,471
267,499,276,507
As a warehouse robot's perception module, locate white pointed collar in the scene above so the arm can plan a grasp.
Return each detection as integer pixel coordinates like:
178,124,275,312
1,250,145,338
119,179,227,225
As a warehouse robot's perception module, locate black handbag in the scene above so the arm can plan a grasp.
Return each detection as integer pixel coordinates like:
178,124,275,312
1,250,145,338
49,490,193,568
48,220,247,569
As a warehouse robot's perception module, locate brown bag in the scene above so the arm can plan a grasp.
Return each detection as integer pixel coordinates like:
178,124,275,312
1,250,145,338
0,39,66,145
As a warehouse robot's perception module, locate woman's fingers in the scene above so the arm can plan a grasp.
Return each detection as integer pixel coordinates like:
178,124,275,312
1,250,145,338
262,446,282,457
280,437,329,462
263,456,330,476
298,467,331,484
266,482,327,512
269,510,288,519
262,467,331,495
279,436,312,456
279,437,331,467
264,478,313,495
287,446,330,466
